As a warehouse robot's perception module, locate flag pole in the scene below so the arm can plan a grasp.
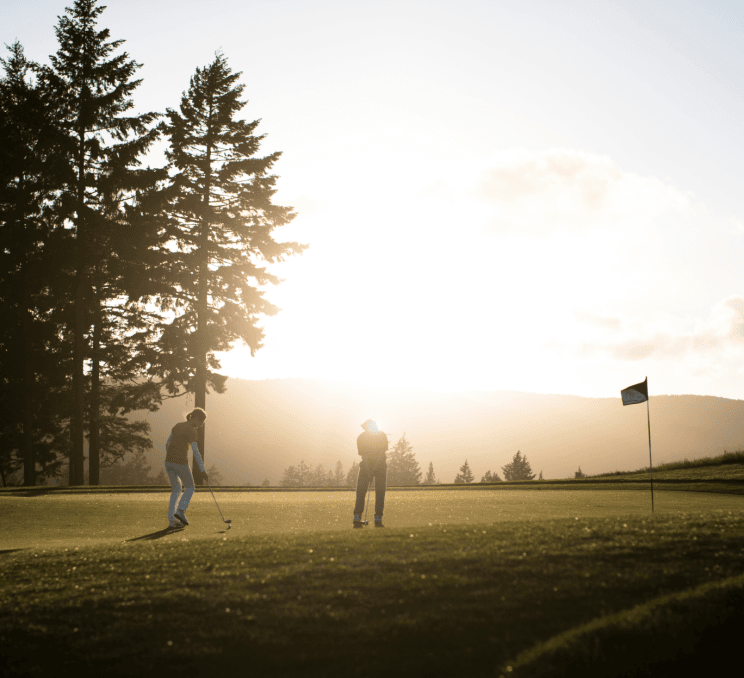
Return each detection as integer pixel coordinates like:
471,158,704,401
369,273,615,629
646,396,654,513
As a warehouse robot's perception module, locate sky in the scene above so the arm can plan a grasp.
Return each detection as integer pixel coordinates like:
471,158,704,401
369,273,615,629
4,0,744,398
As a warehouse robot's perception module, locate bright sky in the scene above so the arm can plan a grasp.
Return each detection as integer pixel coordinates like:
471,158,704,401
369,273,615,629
5,0,744,398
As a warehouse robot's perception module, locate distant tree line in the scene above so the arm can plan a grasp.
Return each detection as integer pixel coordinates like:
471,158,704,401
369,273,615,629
455,451,539,483
0,1,303,487
279,435,440,487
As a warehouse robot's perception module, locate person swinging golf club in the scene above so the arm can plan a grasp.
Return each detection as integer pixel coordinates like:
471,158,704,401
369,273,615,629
353,419,388,528
165,407,208,529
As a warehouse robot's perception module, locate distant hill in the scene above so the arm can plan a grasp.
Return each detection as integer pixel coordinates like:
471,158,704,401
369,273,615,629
132,379,744,485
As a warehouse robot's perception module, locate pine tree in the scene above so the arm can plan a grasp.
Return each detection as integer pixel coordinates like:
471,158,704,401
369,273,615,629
0,41,70,487
346,460,360,488
502,450,536,481
574,466,586,479
387,435,422,486
480,470,502,482
333,460,345,486
423,461,437,485
48,0,160,485
159,52,305,482
454,459,475,484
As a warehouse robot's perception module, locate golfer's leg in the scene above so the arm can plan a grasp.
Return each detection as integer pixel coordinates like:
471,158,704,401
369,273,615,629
165,463,180,521
374,463,387,516
176,463,195,511
354,461,371,514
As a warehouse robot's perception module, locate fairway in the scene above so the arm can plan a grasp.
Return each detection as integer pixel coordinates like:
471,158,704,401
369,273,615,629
2,487,742,550
2,486,744,677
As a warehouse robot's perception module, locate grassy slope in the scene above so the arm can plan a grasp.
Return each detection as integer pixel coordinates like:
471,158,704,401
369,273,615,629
2,487,744,676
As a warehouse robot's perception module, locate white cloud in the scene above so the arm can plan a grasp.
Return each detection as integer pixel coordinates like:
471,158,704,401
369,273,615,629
475,148,694,236
573,296,744,364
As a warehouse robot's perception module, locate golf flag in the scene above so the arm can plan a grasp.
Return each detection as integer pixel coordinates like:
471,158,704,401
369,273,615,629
621,378,648,406
621,377,654,512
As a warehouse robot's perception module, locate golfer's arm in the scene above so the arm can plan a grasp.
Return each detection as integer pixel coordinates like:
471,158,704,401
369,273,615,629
190,442,206,473
166,433,172,450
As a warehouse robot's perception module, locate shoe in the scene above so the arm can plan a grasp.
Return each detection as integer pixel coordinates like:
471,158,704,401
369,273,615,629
353,513,365,528
168,520,181,529
174,509,189,526
374,515,384,527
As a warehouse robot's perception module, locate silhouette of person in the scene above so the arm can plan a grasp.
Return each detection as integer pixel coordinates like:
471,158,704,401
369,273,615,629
165,408,208,528
353,419,389,527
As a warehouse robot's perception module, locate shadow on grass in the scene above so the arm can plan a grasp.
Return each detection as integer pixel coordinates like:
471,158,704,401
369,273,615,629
126,527,185,542
0,549,25,556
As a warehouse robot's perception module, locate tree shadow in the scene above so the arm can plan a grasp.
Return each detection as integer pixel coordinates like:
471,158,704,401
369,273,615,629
126,527,185,542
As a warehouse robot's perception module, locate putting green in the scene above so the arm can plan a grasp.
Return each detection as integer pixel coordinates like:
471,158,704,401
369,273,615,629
2,487,742,551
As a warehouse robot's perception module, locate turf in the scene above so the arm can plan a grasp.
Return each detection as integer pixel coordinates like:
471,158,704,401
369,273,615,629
2,487,743,676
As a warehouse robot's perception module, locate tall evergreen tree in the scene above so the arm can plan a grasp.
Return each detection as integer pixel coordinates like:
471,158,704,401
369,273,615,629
48,0,160,484
160,52,305,481
387,435,422,486
0,41,70,486
502,450,536,481
423,461,437,485
454,459,474,484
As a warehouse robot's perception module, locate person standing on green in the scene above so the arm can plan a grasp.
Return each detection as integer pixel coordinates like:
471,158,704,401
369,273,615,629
353,419,389,528
165,408,208,528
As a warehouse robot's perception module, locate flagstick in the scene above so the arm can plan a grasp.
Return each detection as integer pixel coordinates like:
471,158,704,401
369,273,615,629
646,398,654,513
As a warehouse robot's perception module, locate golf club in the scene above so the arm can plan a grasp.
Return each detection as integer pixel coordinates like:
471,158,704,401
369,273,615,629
206,478,232,529
363,477,372,525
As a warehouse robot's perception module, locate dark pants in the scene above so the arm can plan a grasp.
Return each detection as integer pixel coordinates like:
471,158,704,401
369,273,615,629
354,458,387,516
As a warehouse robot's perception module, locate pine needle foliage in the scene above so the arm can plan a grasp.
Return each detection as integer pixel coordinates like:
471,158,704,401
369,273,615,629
502,450,536,481
387,435,422,486
158,52,306,473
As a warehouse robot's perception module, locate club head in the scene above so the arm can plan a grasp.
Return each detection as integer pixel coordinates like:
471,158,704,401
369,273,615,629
226,524,231,530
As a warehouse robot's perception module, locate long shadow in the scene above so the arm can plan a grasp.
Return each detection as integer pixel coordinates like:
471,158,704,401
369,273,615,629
0,549,26,556
126,527,185,542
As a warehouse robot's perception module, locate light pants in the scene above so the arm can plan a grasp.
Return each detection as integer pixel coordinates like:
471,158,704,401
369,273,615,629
165,461,195,521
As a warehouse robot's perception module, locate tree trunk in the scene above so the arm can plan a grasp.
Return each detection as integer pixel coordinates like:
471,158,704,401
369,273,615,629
20,175,35,486
70,127,87,486
193,115,213,485
88,294,101,485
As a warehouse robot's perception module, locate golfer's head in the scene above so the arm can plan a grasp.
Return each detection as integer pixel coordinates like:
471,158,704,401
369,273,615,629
187,407,207,427
362,419,379,433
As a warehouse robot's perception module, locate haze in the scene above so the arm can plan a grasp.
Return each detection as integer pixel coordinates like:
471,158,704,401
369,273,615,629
6,0,744,398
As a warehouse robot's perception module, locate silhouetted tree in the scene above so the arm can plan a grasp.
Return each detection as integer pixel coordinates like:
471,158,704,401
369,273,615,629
502,450,535,481
47,0,160,484
333,460,345,486
574,466,586,479
280,459,311,487
539,470,544,480
100,448,155,485
260,478,270,487
454,459,474,484
481,470,502,482
0,41,70,486
206,462,224,486
346,460,359,488
423,461,437,485
158,52,305,482
387,435,421,486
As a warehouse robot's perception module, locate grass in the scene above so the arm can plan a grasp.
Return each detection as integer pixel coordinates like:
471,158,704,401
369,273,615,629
1,487,744,676
594,449,744,479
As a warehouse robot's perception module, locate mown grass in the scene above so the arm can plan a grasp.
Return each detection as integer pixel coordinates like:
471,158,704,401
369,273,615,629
595,450,744,479
1,487,744,676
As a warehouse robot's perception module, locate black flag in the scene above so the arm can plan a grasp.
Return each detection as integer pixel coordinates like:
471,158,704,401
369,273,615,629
621,378,648,406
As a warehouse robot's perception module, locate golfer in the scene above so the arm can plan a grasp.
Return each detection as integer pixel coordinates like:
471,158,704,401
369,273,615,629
353,419,389,528
165,407,208,528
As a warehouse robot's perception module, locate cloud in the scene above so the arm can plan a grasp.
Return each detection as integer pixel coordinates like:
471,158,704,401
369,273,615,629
476,148,693,236
574,296,744,363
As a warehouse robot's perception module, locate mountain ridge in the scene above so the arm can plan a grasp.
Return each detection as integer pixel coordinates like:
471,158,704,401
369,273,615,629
131,378,744,485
